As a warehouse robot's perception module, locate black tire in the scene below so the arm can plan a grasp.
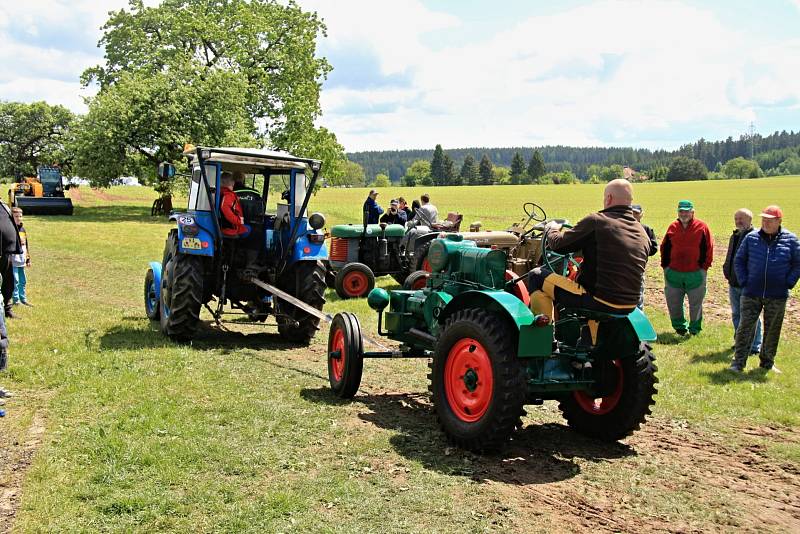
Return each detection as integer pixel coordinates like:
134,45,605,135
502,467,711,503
334,262,375,299
415,242,432,272
558,343,658,441
327,312,364,398
276,260,327,344
403,270,430,290
159,231,178,335
160,252,204,343
144,268,160,320
325,266,337,289
430,308,526,452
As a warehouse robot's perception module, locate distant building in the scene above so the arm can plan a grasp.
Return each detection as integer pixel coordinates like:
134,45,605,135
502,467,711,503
623,166,649,182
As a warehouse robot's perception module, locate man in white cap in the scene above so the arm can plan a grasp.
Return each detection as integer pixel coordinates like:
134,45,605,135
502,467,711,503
730,205,800,372
363,189,383,224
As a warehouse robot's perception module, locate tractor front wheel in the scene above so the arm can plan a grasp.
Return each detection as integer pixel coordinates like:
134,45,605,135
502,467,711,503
277,260,327,344
334,262,375,299
430,308,526,451
558,343,657,441
144,268,160,320
403,270,430,290
327,312,364,398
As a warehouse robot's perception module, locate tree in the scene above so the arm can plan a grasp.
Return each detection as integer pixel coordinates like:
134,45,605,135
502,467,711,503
337,159,366,187
526,150,546,184
667,157,708,182
402,159,431,187
443,154,457,185
0,101,75,177
371,173,391,188
492,166,510,184
776,155,800,175
721,157,763,179
460,155,478,185
510,151,526,184
77,0,342,187
478,154,493,185
430,144,446,186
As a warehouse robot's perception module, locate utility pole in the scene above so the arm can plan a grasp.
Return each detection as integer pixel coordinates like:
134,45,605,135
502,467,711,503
748,122,755,159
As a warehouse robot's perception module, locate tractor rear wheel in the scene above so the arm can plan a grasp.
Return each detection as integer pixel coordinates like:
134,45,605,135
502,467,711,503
558,343,657,441
327,312,364,398
276,260,327,344
430,308,526,451
403,270,430,290
144,268,160,320
334,262,375,299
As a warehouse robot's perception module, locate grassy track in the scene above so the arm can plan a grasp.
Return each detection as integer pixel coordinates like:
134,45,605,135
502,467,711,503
1,179,799,532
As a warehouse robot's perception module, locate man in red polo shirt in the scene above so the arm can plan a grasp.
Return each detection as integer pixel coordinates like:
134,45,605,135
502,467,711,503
660,199,713,335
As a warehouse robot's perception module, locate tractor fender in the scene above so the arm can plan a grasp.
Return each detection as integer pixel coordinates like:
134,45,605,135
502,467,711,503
626,307,657,342
438,290,534,330
171,212,215,256
149,261,163,303
290,232,329,262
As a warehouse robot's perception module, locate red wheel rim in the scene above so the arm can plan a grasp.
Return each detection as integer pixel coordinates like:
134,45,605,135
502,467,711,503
573,359,623,415
504,270,530,307
422,257,432,272
343,271,368,297
412,275,428,290
444,338,494,423
330,328,346,381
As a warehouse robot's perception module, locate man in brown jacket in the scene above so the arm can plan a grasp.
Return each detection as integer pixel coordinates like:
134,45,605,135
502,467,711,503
525,179,651,318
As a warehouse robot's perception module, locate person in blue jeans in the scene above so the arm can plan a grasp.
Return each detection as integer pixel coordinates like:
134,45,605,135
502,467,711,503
730,205,800,372
722,208,761,353
11,208,32,306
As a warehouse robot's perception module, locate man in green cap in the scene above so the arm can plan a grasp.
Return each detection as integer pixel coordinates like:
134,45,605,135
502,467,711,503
660,200,714,335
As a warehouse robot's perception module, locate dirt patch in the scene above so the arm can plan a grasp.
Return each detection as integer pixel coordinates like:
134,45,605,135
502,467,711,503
0,410,47,533
91,189,127,202
485,418,800,533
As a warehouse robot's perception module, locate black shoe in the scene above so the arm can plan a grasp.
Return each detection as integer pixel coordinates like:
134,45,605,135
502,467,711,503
675,329,687,336
0,351,7,372
5,309,17,319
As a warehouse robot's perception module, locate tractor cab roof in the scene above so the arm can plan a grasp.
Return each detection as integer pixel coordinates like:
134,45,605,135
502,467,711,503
184,146,321,173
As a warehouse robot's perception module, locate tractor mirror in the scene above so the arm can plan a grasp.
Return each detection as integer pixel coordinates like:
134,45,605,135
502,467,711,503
157,162,176,180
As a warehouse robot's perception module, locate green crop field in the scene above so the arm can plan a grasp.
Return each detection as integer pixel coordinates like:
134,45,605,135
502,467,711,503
1,178,799,533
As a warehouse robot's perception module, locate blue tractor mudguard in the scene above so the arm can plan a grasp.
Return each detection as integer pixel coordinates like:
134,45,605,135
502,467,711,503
170,212,216,257
290,224,328,262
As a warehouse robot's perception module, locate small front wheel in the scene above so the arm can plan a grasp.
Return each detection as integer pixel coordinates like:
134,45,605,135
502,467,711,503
334,263,375,299
403,270,430,290
328,312,364,398
144,268,160,320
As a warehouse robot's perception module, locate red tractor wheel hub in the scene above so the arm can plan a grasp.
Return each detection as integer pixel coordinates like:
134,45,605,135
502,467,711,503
330,328,346,381
444,338,494,422
343,271,369,297
573,359,623,415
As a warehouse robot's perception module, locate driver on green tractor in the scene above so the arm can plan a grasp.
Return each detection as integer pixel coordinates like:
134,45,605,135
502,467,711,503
525,178,651,321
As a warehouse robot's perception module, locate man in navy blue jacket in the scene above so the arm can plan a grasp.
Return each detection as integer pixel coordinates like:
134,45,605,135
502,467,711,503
363,189,383,224
730,205,800,372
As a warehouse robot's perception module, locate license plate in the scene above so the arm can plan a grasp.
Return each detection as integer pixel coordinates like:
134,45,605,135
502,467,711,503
182,237,202,250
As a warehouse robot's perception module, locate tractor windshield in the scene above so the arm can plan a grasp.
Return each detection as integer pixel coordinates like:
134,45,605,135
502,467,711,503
188,164,216,211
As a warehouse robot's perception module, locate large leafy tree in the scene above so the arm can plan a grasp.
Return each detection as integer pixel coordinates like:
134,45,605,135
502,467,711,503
721,157,762,179
443,154,457,186
76,0,344,186
667,156,708,182
402,159,431,187
0,101,75,177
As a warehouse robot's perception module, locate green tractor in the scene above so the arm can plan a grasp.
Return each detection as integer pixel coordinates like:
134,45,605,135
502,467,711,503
326,233,658,451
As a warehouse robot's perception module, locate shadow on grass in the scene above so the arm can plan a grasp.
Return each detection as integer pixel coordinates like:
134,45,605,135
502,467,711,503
656,331,688,345
300,387,636,485
702,367,770,384
99,321,306,353
691,347,734,364
73,205,167,224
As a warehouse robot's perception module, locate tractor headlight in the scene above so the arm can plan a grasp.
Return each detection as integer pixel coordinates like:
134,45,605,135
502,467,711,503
309,212,325,230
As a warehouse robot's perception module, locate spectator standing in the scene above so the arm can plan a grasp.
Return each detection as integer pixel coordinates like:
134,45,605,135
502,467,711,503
660,200,713,335
723,208,761,354
11,208,32,306
380,199,407,225
632,204,657,309
410,193,438,227
410,199,420,219
363,189,383,224
730,205,800,372
0,200,21,319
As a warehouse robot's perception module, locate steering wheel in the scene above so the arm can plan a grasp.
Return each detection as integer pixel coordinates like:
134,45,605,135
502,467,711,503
519,203,548,238
539,221,580,277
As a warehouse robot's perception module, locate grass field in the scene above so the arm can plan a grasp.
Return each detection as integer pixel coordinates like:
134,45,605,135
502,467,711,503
1,178,799,532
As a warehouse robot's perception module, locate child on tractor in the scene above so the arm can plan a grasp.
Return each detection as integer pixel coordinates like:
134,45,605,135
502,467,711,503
219,172,250,237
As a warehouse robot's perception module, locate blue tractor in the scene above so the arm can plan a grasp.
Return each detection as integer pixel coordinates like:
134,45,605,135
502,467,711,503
144,146,328,344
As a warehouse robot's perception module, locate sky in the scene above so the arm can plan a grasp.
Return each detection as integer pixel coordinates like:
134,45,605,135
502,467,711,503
1,0,800,153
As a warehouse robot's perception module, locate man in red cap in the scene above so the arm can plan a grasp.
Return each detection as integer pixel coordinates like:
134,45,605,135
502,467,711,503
730,205,800,373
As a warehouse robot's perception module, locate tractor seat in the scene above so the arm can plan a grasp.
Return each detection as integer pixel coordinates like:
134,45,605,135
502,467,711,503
235,188,265,225
431,212,463,232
